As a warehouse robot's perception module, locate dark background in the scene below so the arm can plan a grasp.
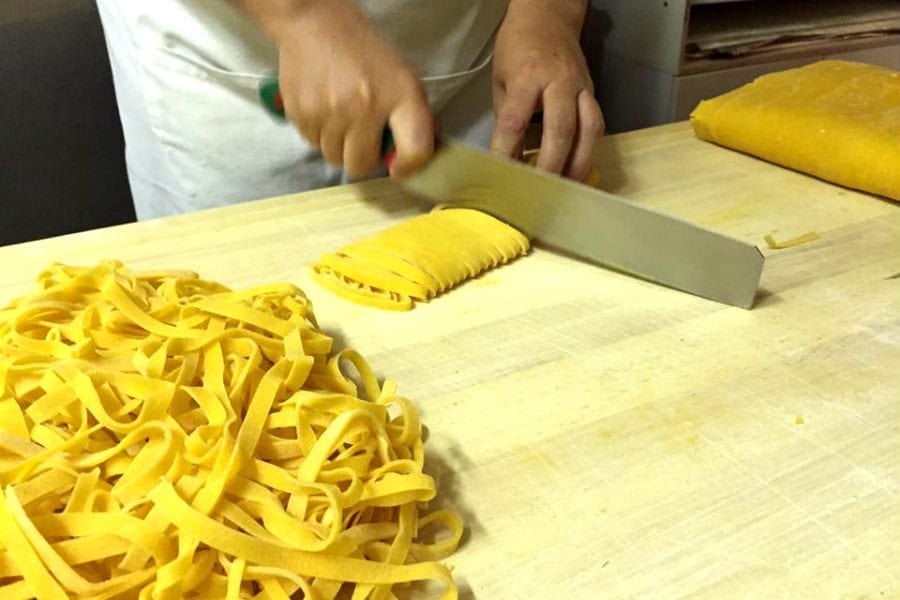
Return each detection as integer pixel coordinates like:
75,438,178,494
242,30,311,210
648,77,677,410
1,1,135,246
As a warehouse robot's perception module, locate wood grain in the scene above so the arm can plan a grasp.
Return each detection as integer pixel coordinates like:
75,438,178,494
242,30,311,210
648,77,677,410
1,122,897,598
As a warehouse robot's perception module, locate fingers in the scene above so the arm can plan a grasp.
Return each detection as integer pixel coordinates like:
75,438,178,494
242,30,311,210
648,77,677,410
318,117,348,167
387,93,435,178
491,82,541,159
564,89,605,181
535,83,578,175
280,80,321,150
343,120,385,179
492,80,596,179
286,82,433,178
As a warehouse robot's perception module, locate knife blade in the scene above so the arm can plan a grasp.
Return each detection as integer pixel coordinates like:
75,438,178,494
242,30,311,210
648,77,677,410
399,141,764,309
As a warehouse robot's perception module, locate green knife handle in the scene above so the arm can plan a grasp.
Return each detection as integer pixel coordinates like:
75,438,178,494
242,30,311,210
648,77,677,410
259,78,284,118
259,76,396,169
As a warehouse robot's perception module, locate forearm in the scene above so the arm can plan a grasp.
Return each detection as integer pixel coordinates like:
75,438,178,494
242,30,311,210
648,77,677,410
503,0,588,35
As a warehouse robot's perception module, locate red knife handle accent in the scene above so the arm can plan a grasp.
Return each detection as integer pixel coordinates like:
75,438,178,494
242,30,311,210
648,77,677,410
381,129,396,170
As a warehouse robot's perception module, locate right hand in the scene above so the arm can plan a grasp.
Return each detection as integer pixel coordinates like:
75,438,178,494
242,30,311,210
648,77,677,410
267,0,435,178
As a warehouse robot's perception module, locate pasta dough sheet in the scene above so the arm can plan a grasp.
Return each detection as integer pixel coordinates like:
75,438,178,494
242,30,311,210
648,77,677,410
691,60,900,201
0,261,461,599
313,208,530,311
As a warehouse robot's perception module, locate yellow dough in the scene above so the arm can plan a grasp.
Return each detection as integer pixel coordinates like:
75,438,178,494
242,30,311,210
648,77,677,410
313,208,530,310
691,60,900,201
0,261,461,599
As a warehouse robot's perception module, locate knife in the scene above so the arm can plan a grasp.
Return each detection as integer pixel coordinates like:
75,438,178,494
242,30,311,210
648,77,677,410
260,79,764,308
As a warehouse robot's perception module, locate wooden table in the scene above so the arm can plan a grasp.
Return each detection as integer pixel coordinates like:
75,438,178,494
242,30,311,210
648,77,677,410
2,122,898,598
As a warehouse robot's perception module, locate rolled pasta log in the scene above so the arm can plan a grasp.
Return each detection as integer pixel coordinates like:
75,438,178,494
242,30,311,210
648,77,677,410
691,60,900,201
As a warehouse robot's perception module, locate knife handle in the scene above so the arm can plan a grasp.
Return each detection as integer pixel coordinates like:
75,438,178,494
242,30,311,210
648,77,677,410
380,129,397,170
258,77,285,118
259,76,397,169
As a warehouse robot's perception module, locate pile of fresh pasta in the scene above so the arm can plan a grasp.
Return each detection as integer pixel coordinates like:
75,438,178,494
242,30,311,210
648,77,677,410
0,261,461,599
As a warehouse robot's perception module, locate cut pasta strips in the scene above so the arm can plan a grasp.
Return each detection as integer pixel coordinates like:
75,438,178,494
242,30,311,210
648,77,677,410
312,208,530,311
0,261,462,599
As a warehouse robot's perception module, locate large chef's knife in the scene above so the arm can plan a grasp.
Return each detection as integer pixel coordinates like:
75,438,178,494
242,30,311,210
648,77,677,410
400,140,764,308
260,79,764,308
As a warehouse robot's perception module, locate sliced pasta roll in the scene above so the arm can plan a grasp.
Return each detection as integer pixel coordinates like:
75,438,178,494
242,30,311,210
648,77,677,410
312,208,530,310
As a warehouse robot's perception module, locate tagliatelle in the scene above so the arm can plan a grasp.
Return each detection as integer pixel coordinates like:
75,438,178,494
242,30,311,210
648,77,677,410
0,261,462,599
312,208,530,311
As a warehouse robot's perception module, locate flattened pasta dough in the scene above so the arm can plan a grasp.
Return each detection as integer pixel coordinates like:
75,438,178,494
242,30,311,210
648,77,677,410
313,208,530,310
0,261,461,599
691,60,900,201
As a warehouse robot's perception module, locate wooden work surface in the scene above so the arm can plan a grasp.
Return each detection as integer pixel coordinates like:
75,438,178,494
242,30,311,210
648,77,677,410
1,122,898,598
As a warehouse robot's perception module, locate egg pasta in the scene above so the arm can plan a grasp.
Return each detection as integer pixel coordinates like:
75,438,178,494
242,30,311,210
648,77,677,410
691,60,900,201
312,208,530,311
0,261,461,599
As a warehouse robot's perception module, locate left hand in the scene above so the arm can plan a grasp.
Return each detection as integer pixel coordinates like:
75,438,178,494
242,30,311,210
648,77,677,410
491,0,604,182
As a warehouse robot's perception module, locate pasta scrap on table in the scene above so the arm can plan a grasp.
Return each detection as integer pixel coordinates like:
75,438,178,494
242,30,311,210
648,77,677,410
764,231,820,250
0,261,461,599
312,207,530,311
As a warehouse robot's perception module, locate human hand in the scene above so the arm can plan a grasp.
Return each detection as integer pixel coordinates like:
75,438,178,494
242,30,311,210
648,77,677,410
254,0,434,178
491,0,604,182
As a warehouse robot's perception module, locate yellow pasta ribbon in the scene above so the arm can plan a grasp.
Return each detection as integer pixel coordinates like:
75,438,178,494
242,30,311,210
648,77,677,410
0,261,462,599
763,232,820,250
312,208,530,310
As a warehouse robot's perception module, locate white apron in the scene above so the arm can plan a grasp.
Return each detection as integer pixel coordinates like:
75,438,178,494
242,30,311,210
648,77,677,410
96,0,509,220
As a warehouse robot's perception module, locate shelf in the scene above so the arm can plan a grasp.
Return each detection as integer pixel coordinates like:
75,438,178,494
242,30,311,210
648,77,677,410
682,0,900,73
681,34,900,75
585,0,900,132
